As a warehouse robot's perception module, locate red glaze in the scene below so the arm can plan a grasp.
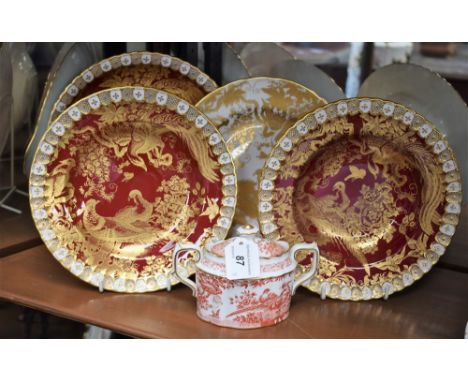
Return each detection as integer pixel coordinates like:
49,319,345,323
273,113,445,287
46,101,223,278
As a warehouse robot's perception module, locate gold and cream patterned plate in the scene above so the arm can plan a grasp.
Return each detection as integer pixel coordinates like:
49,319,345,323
29,86,236,293
259,97,462,300
196,77,326,227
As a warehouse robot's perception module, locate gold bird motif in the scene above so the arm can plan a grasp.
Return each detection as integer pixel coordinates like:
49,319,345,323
344,165,366,181
95,119,220,183
110,190,155,231
127,123,169,171
163,121,220,183
83,190,155,233
200,197,220,221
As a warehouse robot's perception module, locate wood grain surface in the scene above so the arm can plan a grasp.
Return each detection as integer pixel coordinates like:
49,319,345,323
1,245,467,338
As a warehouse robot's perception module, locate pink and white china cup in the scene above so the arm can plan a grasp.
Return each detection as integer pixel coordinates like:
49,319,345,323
172,226,319,329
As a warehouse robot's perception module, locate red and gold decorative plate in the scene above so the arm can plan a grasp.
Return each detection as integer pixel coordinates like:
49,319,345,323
259,98,462,300
49,51,217,125
30,87,236,293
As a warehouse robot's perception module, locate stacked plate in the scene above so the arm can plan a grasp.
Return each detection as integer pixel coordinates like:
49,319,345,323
28,44,464,301
28,50,237,293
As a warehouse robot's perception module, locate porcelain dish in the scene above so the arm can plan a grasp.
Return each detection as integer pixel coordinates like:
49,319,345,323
29,87,237,293
259,97,462,300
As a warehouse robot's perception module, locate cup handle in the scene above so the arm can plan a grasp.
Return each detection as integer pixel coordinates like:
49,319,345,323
172,242,201,297
290,242,320,295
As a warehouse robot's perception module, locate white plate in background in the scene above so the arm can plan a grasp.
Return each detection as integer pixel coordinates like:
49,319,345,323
239,42,293,77
270,59,345,102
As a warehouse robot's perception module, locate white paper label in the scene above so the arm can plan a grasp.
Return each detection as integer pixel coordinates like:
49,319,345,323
224,238,260,280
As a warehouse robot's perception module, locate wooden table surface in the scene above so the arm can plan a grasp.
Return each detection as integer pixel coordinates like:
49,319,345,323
0,243,467,338
1,201,467,338
0,161,40,257
0,192,42,257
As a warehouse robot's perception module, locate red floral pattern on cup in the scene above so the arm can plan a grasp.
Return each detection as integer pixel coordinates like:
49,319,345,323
195,270,293,329
173,239,320,329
